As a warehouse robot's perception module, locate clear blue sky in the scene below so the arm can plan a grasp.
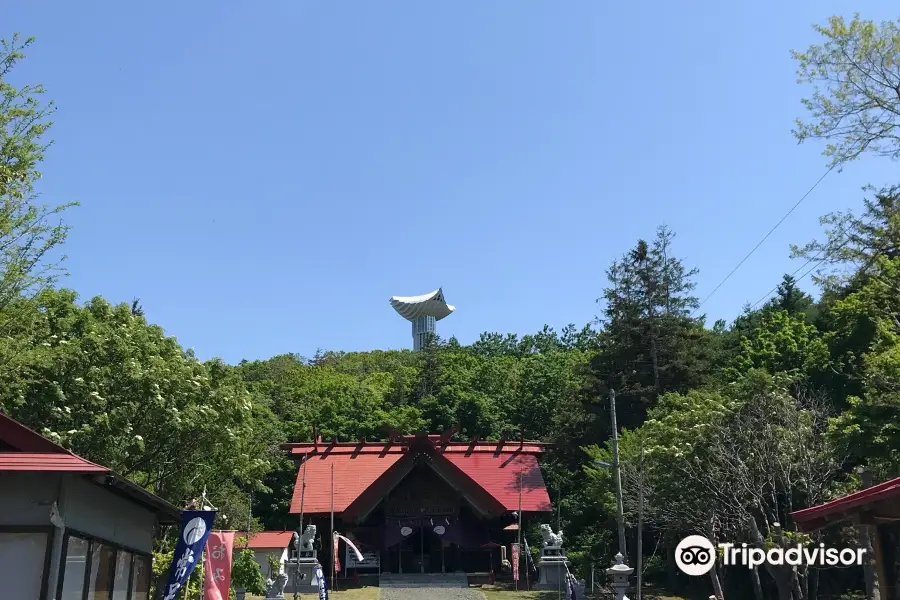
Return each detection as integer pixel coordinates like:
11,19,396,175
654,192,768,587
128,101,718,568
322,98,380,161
5,2,898,363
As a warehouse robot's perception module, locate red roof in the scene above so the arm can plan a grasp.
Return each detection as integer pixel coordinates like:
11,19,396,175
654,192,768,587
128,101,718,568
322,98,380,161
792,476,900,532
284,436,551,516
0,413,109,473
0,412,181,523
0,452,108,472
248,531,294,549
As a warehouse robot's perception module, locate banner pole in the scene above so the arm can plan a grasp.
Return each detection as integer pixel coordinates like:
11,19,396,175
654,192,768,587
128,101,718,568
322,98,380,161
517,469,523,591
331,462,335,591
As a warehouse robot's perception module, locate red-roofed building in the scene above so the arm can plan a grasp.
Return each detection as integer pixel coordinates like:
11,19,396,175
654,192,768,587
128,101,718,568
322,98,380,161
0,412,181,600
246,531,296,585
792,476,900,600
281,430,552,577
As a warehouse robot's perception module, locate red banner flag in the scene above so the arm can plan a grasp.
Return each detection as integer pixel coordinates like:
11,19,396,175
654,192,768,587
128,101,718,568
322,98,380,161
204,531,235,600
511,543,520,581
334,533,341,574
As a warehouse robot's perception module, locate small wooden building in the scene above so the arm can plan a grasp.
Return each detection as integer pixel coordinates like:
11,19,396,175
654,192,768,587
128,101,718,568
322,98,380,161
792,477,900,600
282,430,552,579
0,412,181,600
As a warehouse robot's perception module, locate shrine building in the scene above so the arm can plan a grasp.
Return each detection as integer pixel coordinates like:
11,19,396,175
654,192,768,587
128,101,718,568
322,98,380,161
281,429,552,577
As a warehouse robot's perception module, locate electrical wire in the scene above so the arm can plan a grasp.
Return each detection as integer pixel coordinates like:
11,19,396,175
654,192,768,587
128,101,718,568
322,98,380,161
693,165,836,315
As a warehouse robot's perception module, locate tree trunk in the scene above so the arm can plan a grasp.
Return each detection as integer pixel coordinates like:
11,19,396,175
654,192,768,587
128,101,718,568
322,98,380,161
649,325,661,395
791,568,804,600
773,573,793,600
809,567,819,600
709,561,725,600
667,544,678,592
750,567,764,600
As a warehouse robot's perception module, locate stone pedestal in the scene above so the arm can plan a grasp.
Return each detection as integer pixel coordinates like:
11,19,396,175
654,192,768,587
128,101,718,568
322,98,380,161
286,557,322,591
536,546,569,590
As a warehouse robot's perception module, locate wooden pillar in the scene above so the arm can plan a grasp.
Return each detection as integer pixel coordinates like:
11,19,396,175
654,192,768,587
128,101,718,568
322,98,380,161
398,541,402,574
420,525,425,573
872,524,891,600
442,540,446,573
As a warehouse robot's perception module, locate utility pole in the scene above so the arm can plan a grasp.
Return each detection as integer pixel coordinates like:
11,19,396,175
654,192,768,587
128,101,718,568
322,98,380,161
294,453,307,600
636,440,644,600
609,389,627,560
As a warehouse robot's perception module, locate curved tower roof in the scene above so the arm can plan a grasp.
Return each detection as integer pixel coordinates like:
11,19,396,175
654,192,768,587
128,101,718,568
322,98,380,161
390,288,455,321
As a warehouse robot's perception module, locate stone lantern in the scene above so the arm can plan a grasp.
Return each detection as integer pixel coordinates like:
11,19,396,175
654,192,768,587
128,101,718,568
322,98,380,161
607,553,633,600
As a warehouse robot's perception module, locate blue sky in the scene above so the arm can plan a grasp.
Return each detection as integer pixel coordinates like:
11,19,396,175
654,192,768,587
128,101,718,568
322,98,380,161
5,2,898,363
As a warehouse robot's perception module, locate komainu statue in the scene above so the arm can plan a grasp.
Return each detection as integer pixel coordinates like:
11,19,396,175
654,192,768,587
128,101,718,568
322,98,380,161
299,524,317,552
539,523,564,548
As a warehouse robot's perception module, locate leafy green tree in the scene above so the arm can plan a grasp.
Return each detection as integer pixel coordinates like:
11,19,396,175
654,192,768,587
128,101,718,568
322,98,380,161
231,540,267,596
828,254,900,475
792,15,900,167
0,35,75,372
0,289,272,530
725,309,830,381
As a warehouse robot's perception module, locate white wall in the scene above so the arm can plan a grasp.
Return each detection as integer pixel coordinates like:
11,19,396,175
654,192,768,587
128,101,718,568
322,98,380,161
0,472,62,526
252,547,288,579
62,475,157,553
0,472,160,599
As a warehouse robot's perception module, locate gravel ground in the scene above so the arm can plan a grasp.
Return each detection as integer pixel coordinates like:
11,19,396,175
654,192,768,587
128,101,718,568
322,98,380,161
379,585,485,600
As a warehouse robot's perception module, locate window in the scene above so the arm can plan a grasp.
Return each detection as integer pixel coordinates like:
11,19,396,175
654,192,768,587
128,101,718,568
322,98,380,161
86,541,116,599
58,533,151,600
60,536,90,600
111,550,132,600
0,531,49,599
130,555,151,600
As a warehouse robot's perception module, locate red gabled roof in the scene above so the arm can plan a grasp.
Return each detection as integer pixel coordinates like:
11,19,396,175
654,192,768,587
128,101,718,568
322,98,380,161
0,412,109,473
792,476,900,532
0,412,181,523
290,449,405,515
284,435,551,515
248,531,294,549
443,451,551,512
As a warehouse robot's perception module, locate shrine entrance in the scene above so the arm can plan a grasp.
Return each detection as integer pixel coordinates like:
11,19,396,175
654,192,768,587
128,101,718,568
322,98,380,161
378,464,494,574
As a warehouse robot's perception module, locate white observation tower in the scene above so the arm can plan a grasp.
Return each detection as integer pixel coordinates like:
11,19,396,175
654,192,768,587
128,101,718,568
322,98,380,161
390,288,455,351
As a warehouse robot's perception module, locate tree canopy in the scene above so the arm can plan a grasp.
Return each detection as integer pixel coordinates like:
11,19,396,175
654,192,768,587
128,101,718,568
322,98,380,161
5,13,900,600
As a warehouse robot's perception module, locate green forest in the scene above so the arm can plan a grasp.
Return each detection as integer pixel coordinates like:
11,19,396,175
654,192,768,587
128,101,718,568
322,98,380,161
3,13,900,600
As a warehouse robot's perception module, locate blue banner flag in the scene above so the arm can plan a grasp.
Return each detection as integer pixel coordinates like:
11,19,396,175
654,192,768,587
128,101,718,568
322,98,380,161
162,510,216,600
315,564,328,600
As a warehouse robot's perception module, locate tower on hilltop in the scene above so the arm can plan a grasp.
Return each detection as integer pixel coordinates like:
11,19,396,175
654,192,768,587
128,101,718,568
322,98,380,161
389,288,455,351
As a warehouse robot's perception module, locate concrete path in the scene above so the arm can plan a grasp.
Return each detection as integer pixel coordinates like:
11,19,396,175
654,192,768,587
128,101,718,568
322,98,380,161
378,574,485,600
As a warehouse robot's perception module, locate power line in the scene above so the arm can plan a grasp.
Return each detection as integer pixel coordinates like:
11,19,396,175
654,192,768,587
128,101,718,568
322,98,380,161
747,252,823,311
747,214,871,311
694,165,836,315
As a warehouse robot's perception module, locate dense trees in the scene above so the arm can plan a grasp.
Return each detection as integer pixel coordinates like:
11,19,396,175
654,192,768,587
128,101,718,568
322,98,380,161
2,12,900,600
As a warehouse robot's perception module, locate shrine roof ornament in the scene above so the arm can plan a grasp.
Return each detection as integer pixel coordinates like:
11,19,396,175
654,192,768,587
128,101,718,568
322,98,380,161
390,288,455,322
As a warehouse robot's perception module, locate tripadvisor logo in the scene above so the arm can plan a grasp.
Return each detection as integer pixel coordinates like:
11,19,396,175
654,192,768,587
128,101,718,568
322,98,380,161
675,535,866,576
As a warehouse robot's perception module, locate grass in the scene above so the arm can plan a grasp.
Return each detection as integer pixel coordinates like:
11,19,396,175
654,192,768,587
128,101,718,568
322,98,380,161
247,588,379,600
479,583,690,600
481,591,566,600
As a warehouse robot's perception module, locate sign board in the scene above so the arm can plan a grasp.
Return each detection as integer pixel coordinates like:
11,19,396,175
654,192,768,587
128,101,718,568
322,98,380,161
345,547,380,570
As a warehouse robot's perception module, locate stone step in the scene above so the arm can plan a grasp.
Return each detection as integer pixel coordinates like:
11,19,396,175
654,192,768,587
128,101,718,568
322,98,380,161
379,573,469,588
